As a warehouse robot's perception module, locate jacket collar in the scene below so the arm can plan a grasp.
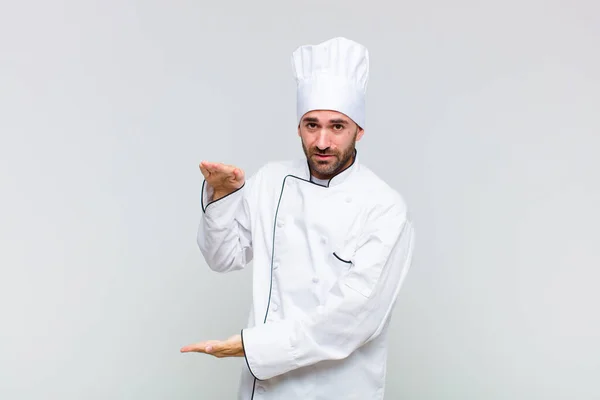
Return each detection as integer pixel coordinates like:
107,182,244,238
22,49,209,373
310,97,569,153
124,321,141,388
302,149,359,188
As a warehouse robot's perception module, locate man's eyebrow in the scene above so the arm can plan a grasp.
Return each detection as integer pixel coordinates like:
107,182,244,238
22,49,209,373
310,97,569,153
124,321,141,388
302,117,349,124
329,118,349,124
302,117,319,123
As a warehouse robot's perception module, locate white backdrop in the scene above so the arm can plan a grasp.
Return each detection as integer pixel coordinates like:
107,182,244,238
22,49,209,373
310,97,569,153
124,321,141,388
1,1,599,399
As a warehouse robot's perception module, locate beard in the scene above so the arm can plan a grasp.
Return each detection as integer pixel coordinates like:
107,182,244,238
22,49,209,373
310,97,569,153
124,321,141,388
302,132,357,180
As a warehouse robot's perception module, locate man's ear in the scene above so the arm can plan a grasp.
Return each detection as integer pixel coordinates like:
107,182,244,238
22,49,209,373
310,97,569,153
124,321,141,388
356,127,365,141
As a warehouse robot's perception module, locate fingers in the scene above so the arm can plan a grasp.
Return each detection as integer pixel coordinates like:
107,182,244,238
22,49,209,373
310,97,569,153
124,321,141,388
200,161,217,172
179,342,202,353
199,161,221,177
180,342,224,357
199,161,244,184
180,340,219,354
200,161,232,175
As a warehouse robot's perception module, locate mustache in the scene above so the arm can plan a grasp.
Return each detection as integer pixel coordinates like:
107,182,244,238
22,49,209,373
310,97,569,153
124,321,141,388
311,148,338,156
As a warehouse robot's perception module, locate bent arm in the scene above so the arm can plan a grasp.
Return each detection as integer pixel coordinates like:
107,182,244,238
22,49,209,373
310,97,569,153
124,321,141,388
197,177,254,273
241,205,415,380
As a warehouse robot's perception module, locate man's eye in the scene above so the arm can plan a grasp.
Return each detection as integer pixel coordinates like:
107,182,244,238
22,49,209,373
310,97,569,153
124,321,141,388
307,123,317,129
333,124,344,130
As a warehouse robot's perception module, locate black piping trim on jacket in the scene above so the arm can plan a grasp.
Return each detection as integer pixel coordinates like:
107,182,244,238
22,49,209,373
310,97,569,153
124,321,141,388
262,175,288,323
333,252,352,264
200,180,246,213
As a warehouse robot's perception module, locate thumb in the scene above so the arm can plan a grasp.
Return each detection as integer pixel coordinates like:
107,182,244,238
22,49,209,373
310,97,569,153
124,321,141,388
232,168,245,182
199,163,210,179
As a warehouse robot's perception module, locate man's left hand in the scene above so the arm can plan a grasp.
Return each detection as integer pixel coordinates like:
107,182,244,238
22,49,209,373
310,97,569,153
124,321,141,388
180,334,244,358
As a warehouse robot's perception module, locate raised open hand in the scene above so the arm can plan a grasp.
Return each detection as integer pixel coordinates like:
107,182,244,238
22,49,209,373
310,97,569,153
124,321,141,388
199,161,245,201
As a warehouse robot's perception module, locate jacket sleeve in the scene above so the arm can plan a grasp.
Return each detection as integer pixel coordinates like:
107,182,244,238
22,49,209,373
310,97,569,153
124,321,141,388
196,171,257,273
240,203,415,380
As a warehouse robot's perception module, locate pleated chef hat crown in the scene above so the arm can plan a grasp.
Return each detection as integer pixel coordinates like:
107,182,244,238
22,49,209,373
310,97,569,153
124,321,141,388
291,37,369,129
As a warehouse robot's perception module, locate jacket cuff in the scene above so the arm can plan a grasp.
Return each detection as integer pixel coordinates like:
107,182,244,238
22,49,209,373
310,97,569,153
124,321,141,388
240,322,298,381
201,180,245,215
240,329,261,380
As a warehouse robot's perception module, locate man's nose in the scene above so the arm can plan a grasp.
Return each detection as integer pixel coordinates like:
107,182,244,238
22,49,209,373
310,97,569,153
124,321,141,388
315,130,331,150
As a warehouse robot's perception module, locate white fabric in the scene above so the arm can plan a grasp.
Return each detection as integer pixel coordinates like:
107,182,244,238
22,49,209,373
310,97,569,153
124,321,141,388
309,175,329,186
197,154,415,400
291,37,369,128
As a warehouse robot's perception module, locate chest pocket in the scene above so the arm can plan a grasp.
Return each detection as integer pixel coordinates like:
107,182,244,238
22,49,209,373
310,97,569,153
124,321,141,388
332,243,355,266
328,211,363,272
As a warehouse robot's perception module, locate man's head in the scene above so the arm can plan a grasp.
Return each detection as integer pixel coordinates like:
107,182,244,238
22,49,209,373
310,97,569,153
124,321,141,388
291,38,369,179
298,109,364,180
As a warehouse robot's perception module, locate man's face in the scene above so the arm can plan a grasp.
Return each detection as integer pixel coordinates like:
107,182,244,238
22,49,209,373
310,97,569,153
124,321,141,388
298,110,364,180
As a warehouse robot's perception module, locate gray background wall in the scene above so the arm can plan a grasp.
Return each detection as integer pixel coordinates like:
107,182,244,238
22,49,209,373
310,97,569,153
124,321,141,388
1,1,599,399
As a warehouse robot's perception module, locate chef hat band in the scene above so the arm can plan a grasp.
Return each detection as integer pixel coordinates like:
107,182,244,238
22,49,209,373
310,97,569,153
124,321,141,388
291,37,369,129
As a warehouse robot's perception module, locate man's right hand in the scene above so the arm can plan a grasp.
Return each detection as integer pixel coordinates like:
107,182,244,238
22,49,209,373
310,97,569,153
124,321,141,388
199,161,245,201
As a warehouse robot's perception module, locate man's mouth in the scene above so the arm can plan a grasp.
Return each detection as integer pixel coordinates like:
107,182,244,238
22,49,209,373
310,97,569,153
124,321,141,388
314,154,334,160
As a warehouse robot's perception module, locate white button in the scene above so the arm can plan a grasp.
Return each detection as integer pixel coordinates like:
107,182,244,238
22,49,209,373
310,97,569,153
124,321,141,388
273,262,279,270
277,219,285,228
345,197,352,203
272,303,278,311
312,277,319,283
321,236,327,244
257,386,265,393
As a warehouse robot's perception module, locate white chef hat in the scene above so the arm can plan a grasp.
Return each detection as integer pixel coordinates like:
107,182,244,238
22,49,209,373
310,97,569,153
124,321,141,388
291,37,369,129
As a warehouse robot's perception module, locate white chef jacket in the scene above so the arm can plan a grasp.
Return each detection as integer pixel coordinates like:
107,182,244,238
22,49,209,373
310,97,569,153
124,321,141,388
197,152,415,400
